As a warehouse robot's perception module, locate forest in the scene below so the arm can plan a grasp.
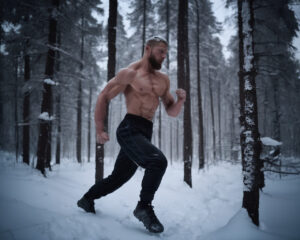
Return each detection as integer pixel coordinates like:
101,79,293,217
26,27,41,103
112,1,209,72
0,0,300,239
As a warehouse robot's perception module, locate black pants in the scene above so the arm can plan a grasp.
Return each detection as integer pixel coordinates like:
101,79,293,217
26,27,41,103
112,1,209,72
84,114,168,203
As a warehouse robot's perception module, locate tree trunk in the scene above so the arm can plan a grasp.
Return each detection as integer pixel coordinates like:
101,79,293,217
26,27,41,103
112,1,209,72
141,0,146,56
273,76,281,141
262,82,267,135
272,75,281,175
166,0,170,69
195,0,204,169
76,14,84,164
218,81,222,161
178,0,192,187
208,68,216,161
45,125,52,170
166,0,171,163
238,0,262,226
230,101,237,160
0,1,3,132
36,0,59,176
15,56,19,162
55,29,61,165
158,103,162,150
23,41,30,165
87,85,92,163
95,0,118,182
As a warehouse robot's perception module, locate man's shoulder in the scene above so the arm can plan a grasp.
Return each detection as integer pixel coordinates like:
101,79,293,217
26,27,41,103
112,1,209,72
156,71,170,83
116,67,137,84
118,67,137,76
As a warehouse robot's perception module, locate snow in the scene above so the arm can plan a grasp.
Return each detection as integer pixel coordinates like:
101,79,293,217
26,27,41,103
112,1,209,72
245,99,254,113
203,209,282,240
0,44,8,55
244,78,253,91
245,116,254,126
44,78,58,86
244,130,254,143
242,129,256,191
261,137,282,146
38,112,55,121
0,151,299,240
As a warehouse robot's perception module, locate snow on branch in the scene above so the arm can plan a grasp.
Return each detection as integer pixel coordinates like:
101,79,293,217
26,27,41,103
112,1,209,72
261,137,282,146
44,78,59,86
38,112,55,121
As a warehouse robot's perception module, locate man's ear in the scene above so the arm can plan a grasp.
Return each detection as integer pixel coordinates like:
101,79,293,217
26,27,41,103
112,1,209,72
145,45,151,53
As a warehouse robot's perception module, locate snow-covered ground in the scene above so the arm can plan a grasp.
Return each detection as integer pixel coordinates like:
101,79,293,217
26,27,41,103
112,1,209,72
0,151,299,240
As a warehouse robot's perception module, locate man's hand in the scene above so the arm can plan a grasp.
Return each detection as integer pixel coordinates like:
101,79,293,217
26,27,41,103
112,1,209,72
176,89,186,102
96,131,110,144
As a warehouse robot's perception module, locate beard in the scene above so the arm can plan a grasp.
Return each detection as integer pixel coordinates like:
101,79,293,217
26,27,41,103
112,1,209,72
148,53,162,70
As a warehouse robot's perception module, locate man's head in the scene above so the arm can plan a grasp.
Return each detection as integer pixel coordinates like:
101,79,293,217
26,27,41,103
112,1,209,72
144,36,168,70
146,36,168,48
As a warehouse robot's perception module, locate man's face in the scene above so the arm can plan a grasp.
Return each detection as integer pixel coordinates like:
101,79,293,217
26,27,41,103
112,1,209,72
147,43,168,70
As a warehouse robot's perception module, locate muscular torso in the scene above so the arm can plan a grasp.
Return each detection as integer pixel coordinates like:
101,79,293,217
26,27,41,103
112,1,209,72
124,66,168,121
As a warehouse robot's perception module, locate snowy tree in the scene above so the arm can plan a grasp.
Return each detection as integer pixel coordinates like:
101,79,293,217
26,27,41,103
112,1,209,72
253,0,299,157
36,0,60,175
178,0,193,187
237,0,263,226
95,0,118,182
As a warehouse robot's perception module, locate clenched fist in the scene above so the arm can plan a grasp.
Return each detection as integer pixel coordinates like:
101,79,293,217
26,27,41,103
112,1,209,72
97,131,110,144
176,88,186,102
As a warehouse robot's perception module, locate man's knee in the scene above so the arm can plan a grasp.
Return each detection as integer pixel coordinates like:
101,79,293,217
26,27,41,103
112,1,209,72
160,155,168,170
149,153,168,170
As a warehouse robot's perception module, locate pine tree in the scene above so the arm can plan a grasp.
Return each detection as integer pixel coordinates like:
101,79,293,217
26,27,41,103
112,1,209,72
178,0,193,187
76,13,84,164
55,29,61,165
54,0,102,165
127,0,155,59
36,0,59,176
238,0,262,226
194,0,205,169
23,37,30,165
95,0,118,182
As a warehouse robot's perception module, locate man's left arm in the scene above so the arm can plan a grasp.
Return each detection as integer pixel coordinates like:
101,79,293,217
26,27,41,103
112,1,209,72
161,77,186,117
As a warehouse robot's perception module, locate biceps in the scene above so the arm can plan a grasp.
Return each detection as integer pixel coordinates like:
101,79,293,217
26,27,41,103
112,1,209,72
102,79,126,100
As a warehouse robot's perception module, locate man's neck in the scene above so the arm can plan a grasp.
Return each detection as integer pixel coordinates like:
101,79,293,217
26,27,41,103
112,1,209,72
139,58,155,74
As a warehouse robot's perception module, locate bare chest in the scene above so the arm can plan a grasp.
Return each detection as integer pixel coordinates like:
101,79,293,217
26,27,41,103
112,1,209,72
130,74,166,97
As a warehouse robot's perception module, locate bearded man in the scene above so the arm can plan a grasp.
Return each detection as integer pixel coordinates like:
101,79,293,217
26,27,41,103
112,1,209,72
77,36,186,233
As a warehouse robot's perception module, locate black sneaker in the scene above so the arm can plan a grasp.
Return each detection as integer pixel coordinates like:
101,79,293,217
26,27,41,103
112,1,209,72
77,196,96,214
133,202,164,233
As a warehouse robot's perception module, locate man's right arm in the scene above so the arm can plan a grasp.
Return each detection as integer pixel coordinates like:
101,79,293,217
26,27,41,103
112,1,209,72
95,68,135,144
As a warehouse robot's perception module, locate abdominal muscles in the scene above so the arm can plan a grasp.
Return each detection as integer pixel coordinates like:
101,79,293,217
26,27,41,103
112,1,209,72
125,92,159,120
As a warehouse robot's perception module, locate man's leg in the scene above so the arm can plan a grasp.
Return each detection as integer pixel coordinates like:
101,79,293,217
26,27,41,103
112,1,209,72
118,131,167,204
78,149,138,213
117,129,167,233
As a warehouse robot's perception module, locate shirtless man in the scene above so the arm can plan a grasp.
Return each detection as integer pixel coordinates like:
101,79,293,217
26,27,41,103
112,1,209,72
77,36,186,233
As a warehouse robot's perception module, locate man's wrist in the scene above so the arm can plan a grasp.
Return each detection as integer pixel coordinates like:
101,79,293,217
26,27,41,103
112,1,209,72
95,125,104,133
